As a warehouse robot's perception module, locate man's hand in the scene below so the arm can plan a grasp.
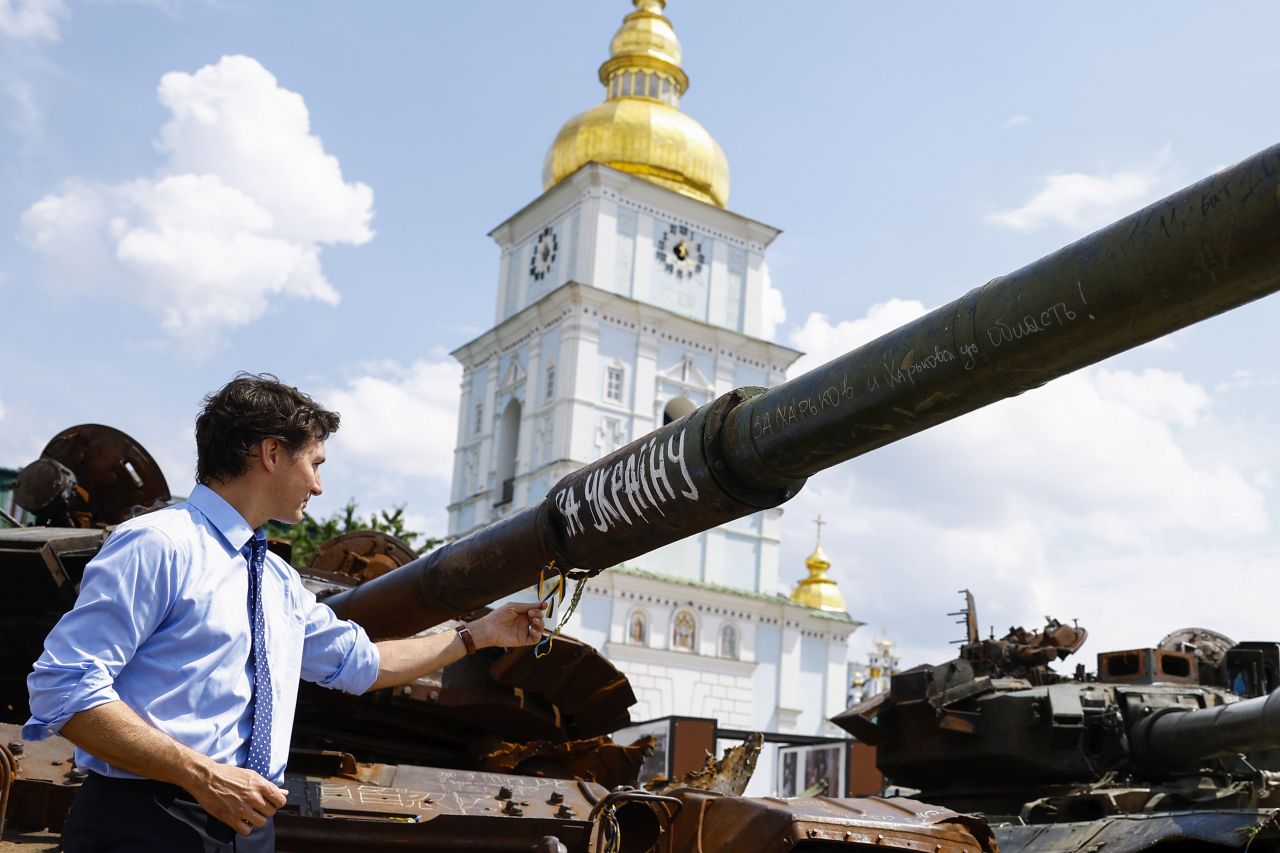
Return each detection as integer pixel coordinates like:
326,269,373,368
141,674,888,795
468,601,548,650
188,761,288,836
369,601,548,691
60,702,286,836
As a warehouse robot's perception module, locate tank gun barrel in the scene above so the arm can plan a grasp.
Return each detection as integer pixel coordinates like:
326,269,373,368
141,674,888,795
1131,688,1280,770
327,143,1280,640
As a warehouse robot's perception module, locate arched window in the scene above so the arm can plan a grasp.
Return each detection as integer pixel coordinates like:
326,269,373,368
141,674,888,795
719,624,738,659
495,398,521,505
672,610,696,652
628,611,648,645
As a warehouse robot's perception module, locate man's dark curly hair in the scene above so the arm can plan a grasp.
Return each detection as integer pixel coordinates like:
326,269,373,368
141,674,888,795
195,373,340,485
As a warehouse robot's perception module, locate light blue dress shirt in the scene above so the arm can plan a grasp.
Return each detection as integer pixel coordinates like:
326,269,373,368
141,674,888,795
24,484,381,784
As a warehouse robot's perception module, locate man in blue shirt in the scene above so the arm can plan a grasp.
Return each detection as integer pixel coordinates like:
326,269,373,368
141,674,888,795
24,373,546,851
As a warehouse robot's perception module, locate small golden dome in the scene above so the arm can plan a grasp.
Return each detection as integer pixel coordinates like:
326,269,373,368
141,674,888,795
790,519,848,613
543,0,730,208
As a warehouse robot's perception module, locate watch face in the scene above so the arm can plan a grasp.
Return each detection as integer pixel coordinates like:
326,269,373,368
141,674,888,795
656,223,705,280
529,226,558,282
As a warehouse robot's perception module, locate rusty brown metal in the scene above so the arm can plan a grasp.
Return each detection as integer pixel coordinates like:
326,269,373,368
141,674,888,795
289,625,636,770
658,791,998,852
0,723,1002,852
476,735,653,788
275,762,607,851
308,530,418,583
14,424,169,527
0,739,15,836
326,142,1280,641
645,732,762,797
0,724,83,834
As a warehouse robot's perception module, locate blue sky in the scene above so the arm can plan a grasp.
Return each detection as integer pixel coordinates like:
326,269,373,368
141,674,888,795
3,0,1280,670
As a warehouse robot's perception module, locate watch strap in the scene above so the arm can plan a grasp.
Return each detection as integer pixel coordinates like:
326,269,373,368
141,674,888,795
455,623,477,656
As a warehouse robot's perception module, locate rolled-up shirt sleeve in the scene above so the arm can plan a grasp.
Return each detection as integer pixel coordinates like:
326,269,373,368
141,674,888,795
24,525,180,740
298,585,380,695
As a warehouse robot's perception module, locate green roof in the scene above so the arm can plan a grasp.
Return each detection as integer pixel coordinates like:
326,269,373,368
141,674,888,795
613,564,862,626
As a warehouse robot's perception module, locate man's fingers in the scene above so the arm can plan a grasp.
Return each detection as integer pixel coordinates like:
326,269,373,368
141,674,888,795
263,785,288,809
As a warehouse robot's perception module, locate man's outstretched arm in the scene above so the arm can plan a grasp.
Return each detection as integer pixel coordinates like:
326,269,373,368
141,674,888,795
367,600,546,691
60,702,286,837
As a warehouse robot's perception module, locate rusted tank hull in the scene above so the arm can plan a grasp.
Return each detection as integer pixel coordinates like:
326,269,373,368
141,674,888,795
330,143,1280,640
0,725,1000,853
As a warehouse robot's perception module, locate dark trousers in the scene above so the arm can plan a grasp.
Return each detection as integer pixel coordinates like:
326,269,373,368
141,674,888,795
61,772,275,853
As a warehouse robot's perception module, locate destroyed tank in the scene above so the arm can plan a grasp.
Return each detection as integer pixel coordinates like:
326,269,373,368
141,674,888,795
0,428,996,852
4,139,1280,849
834,592,1280,852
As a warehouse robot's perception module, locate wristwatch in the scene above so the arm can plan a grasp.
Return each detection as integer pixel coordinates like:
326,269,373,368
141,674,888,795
455,623,477,655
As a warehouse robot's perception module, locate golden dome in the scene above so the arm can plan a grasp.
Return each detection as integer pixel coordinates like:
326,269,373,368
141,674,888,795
543,0,730,208
790,519,848,613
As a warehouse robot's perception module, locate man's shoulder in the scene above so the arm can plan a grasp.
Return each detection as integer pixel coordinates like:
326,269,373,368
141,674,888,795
106,502,204,553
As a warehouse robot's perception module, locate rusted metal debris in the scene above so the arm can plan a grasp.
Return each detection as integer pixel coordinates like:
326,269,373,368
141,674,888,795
0,723,82,835
645,732,762,797
0,724,1000,853
663,790,998,853
308,530,419,583
476,735,655,789
13,425,169,528
290,621,637,770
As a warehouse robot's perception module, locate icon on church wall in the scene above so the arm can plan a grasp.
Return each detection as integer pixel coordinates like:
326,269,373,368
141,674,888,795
629,611,648,645
672,610,696,652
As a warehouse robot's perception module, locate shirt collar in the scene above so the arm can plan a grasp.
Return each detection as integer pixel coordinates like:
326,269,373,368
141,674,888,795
187,483,262,552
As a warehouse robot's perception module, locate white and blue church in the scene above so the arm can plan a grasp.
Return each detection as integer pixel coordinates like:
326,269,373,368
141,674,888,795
445,0,861,797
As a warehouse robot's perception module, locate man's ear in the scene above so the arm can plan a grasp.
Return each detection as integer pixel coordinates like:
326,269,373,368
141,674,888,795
258,437,285,472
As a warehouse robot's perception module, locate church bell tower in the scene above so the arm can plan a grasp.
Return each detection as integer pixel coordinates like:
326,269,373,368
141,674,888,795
446,0,800,595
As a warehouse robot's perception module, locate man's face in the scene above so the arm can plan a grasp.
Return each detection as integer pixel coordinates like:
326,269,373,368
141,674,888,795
267,438,325,524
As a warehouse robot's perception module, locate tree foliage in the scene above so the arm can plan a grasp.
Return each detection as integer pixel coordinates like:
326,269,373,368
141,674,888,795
266,499,446,568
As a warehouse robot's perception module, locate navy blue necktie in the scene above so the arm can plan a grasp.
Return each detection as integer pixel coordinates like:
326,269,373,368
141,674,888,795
244,537,273,776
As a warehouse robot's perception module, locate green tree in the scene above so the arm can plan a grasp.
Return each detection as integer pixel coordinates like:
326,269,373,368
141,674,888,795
266,499,446,568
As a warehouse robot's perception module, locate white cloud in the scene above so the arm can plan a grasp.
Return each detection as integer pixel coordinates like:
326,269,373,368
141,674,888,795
787,298,926,377
5,77,40,138
1003,114,1030,129
320,357,463,483
986,147,1174,233
0,0,65,42
779,305,1271,671
20,55,373,354
1215,369,1280,395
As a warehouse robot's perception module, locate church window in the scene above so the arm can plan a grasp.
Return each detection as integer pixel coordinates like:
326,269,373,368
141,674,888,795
495,399,521,506
719,624,739,659
646,73,658,98
605,366,624,403
473,402,484,436
672,610,696,652
629,611,648,645
545,363,556,402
